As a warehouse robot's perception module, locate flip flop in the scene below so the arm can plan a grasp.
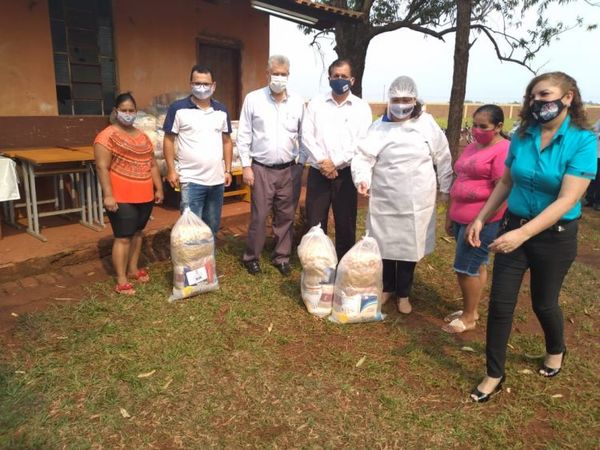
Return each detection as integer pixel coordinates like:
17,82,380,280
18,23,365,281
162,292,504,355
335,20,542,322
442,318,476,334
444,310,463,322
129,269,150,283
115,282,136,295
444,310,480,323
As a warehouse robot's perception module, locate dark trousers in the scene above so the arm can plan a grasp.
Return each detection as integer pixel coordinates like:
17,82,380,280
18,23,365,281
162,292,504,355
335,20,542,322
243,163,294,264
485,216,578,377
291,163,304,212
585,159,600,206
382,259,417,298
305,167,357,260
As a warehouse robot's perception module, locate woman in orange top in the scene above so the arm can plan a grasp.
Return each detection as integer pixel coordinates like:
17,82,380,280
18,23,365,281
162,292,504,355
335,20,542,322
94,92,163,295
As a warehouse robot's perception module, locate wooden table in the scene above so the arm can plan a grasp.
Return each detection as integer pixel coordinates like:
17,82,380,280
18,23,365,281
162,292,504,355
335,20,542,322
1,147,102,241
225,167,251,202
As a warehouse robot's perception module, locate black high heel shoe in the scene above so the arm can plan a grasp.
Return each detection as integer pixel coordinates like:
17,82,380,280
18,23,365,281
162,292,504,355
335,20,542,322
470,375,505,403
539,348,567,378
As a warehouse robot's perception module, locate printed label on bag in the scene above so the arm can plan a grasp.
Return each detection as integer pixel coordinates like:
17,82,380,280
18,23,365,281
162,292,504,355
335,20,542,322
185,267,208,285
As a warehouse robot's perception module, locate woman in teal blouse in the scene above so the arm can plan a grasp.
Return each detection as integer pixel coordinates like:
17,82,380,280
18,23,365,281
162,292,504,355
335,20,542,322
466,72,597,402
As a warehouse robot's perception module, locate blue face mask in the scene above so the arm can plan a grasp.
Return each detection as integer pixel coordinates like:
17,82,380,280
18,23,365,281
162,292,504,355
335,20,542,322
330,78,351,95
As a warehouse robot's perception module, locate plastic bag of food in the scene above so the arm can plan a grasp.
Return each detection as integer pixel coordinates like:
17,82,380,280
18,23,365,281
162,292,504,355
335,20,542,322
169,208,218,302
330,233,384,324
297,224,337,317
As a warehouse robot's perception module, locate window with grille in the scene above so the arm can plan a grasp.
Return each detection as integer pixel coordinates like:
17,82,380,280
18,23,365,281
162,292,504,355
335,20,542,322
48,0,116,115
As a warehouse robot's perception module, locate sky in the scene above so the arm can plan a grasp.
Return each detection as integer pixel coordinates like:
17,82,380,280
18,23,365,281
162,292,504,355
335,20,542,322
268,2,600,104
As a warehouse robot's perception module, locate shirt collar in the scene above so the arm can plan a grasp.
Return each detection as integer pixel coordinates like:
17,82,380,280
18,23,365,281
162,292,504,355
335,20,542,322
186,95,216,111
526,114,572,140
265,86,288,103
326,91,354,106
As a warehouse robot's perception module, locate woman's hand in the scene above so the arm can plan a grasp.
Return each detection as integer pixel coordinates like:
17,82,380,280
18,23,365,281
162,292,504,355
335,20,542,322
488,228,528,254
466,219,483,247
154,189,164,205
357,182,370,198
104,195,118,212
242,167,254,187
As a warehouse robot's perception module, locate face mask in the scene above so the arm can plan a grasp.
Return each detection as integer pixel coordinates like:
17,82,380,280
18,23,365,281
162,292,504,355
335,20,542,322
192,84,214,100
269,75,288,94
116,111,136,126
472,127,496,146
530,96,566,124
330,78,351,95
389,103,414,120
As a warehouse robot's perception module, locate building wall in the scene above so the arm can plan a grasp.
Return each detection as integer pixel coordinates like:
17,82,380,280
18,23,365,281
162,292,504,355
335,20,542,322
112,0,269,112
0,0,269,117
0,0,58,116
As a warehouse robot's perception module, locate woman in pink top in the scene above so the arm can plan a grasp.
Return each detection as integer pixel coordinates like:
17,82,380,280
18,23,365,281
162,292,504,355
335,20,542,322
442,105,510,333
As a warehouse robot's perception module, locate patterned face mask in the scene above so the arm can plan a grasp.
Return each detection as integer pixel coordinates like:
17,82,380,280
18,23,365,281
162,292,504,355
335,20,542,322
530,95,566,124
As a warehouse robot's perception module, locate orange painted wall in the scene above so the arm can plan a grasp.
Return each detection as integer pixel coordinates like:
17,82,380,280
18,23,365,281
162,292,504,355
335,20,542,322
0,0,58,116
112,0,269,112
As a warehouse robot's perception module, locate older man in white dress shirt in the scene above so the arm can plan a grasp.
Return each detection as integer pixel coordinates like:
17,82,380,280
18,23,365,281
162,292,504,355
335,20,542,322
237,55,305,275
301,59,373,259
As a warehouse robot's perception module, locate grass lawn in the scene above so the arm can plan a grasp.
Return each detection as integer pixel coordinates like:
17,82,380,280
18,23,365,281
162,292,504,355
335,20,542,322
1,208,599,449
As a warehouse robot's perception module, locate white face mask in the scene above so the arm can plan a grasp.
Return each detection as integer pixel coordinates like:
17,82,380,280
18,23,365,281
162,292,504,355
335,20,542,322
116,111,136,126
269,75,288,94
389,103,414,120
192,84,214,100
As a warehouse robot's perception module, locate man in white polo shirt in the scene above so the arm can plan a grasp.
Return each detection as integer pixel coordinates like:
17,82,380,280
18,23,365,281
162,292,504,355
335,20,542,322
301,58,372,259
163,65,233,235
237,55,304,276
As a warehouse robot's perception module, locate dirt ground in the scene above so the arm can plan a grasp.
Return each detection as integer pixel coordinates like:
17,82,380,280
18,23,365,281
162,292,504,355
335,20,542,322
2,207,599,345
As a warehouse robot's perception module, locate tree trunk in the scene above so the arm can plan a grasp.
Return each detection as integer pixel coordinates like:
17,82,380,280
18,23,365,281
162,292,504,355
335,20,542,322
446,0,472,162
333,20,372,97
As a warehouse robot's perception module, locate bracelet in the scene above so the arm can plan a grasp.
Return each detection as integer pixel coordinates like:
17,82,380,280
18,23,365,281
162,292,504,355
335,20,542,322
224,170,231,174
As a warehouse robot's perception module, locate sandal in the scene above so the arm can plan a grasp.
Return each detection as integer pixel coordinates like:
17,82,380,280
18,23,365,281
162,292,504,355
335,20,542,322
442,318,476,334
128,268,150,283
115,282,136,295
444,310,480,323
470,375,505,403
539,348,567,378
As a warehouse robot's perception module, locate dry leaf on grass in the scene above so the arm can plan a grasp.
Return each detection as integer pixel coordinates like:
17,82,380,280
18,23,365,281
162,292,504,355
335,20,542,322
10,312,18,317
460,346,476,353
441,236,453,243
507,343,515,350
356,356,367,367
506,388,512,394
518,369,533,374
87,272,95,276
268,323,273,333
162,378,173,390
119,407,131,418
569,318,575,324
137,370,156,378
551,394,563,398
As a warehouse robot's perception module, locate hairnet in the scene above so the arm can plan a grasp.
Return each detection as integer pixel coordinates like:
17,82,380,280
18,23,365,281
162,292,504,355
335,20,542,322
388,76,418,99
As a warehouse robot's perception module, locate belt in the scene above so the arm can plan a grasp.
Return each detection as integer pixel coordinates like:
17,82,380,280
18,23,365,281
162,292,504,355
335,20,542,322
252,160,295,170
505,211,578,232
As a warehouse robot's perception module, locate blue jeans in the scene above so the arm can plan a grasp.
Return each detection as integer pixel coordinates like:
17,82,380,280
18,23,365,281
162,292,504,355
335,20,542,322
180,182,224,235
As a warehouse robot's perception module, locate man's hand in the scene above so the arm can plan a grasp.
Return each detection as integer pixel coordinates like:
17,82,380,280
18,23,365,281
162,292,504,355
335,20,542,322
318,159,338,179
224,172,233,187
166,169,180,190
242,167,254,187
357,182,369,198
